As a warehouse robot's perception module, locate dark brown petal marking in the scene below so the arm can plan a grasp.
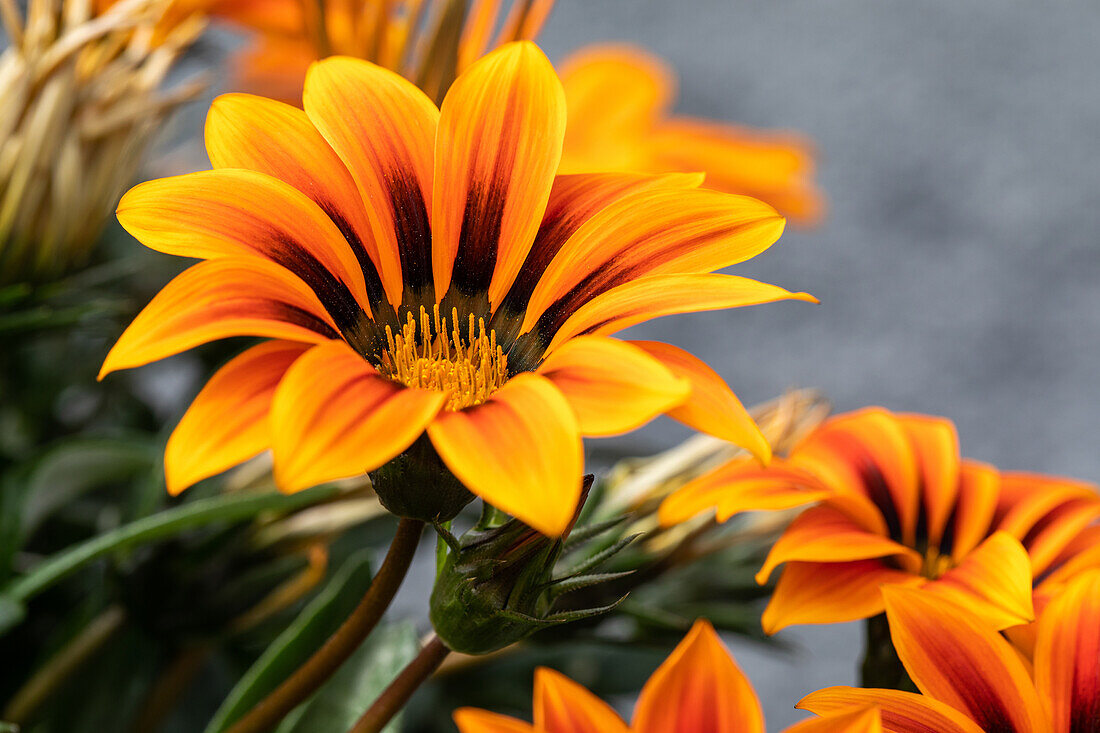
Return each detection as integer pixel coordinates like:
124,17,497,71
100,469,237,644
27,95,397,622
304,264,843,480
854,455,905,544
1071,623,1100,733
296,370,394,440
385,165,433,301
319,202,389,311
175,297,340,341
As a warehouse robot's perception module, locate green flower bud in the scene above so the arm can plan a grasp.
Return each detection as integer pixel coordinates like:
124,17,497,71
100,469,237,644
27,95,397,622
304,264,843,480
369,435,474,523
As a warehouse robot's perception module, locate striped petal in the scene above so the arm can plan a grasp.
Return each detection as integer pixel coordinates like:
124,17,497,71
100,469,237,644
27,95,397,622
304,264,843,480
783,708,883,733
996,473,1100,542
544,273,817,353
882,586,1051,733
922,531,1035,630
432,41,566,308
453,709,536,733
1034,569,1100,733
116,169,371,324
303,56,439,306
756,505,921,585
658,459,830,526
99,258,337,377
630,340,770,462
798,687,985,733
632,619,764,733
270,341,448,492
536,336,689,436
1024,498,1100,579
533,667,629,733
165,341,310,496
205,93,387,307
898,414,959,550
949,460,1000,561
522,188,785,336
427,372,583,537
762,560,923,635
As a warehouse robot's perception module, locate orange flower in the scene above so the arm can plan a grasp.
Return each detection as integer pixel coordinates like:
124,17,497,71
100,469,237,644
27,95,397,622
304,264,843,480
660,407,1100,633
99,42,813,537
453,619,882,733
558,45,824,225
799,576,1100,733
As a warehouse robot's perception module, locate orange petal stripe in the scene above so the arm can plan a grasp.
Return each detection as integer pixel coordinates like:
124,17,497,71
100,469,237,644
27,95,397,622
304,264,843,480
949,460,1001,562
898,414,960,549
783,707,883,733
533,667,629,733
1034,569,1100,733
427,372,582,537
453,709,536,733
165,341,310,495
270,341,448,492
535,336,689,437
797,687,985,733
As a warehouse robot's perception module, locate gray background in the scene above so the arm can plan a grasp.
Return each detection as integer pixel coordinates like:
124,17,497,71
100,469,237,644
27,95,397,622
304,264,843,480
536,0,1099,726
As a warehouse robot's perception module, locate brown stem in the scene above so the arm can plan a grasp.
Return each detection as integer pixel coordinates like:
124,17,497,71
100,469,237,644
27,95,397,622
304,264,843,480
347,635,450,733
226,518,425,733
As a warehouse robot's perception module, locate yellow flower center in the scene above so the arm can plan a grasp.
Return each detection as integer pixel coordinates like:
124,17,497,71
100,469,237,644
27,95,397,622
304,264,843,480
378,306,508,411
921,548,954,579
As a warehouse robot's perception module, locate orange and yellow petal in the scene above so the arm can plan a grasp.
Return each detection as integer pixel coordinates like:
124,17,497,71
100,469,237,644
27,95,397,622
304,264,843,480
165,340,311,496
632,619,764,733
535,336,689,436
882,586,1050,733
798,687,985,733
116,169,371,312
949,460,1001,562
897,414,960,549
453,709,536,733
533,667,629,733
658,459,830,527
756,505,921,585
1023,498,1100,580
1033,569,1100,733
544,273,817,353
521,188,784,335
921,531,1035,630
433,41,565,308
204,93,385,300
303,56,439,306
629,340,770,462
783,707,883,733
99,258,337,378
427,372,582,537
762,560,922,635
270,341,448,492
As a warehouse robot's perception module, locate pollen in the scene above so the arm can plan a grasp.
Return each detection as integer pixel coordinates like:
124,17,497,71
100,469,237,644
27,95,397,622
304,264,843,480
920,548,954,579
378,306,509,411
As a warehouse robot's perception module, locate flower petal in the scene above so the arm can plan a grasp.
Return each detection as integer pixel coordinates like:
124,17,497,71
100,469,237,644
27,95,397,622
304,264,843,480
756,505,922,585
454,708,536,733
658,459,830,526
1023,497,1100,579
99,258,337,377
165,341,310,496
270,341,448,492
543,273,817,353
898,414,959,550
630,340,770,462
995,473,1100,543
762,560,922,635
536,336,688,436
797,687,985,733
205,93,388,307
303,56,439,306
117,169,371,324
1034,569,1100,733
923,531,1035,630
949,460,1000,561
783,707,883,733
882,585,1051,733
521,187,784,337
632,619,764,733
533,667,629,733
427,372,582,536
432,41,565,308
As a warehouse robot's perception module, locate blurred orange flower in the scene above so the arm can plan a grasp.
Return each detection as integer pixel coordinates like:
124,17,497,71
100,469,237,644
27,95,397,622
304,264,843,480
453,619,882,733
799,576,1100,733
660,407,1100,633
100,42,813,537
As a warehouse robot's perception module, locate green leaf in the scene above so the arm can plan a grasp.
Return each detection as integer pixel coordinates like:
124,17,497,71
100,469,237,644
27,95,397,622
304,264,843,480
204,548,375,733
0,594,25,636
0,485,339,609
275,622,419,733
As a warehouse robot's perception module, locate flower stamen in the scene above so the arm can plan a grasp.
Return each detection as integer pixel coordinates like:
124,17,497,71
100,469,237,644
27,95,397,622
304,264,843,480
379,305,508,410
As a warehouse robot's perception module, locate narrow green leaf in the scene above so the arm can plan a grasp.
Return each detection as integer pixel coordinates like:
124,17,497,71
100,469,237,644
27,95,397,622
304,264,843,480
204,548,375,733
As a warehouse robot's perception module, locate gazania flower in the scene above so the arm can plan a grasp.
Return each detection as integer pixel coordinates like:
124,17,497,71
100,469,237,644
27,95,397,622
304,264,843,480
99,41,812,537
799,576,1100,733
453,618,882,733
659,407,1100,633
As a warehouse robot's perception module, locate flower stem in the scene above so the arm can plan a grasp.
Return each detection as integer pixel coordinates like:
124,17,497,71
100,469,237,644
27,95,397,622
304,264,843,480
348,634,450,733
859,613,915,691
226,518,425,733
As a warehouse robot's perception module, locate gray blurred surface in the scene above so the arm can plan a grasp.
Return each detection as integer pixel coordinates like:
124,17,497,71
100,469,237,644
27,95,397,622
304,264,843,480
533,0,1100,726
